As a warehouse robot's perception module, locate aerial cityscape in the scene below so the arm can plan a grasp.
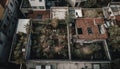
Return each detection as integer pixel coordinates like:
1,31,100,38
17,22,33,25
0,0,120,69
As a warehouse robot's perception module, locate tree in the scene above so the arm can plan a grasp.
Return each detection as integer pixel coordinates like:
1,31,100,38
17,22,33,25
51,18,59,28
108,25,120,51
82,47,93,55
74,49,82,57
25,23,32,34
15,57,25,64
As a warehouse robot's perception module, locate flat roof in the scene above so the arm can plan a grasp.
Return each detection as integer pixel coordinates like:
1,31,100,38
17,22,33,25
27,10,50,20
76,18,108,40
51,7,68,20
36,66,41,69
110,2,120,5
21,0,31,8
27,61,110,69
17,19,30,33
82,8,104,18
75,8,82,18
111,7,120,11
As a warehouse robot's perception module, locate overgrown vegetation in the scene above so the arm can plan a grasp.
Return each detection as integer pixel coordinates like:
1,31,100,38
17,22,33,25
80,0,110,8
11,32,27,64
71,42,108,60
30,20,69,59
108,25,120,59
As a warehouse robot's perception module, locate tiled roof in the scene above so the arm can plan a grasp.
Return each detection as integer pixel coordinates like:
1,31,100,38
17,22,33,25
76,18,108,40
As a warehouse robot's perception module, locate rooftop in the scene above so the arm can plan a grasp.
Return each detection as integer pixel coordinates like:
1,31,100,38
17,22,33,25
46,0,68,9
27,10,50,21
75,8,83,18
21,0,31,8
9,18,111,65
27,62,110,69
51,7,68,20
82,8,104,18
111,7,120,12
71,41,109,60
16,19,30,33
69,8,83,18
29,20,69,60
76,18,108,40
110,2,120,5
21,0,69,10
9,19,30,63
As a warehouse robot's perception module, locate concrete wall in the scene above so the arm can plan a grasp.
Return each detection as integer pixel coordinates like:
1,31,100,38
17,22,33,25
0,32,7,63
29,0,46,10
68,0,87,7
68,0,76,7
0,0,22,63
1,0,21,38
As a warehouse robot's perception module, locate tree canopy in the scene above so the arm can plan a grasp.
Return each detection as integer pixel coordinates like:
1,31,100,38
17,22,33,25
108,25,120,51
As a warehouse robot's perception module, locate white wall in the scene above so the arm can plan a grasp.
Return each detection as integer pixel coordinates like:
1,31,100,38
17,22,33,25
29,0,46,10
68,0,76,7
68,0,87,7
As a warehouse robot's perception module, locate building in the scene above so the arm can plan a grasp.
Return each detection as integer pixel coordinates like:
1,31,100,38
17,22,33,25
75,18,108,40
7,0,120,69
20,0,69,19
27,10,50,21
0,0,22,38
68,0,87,7
11,11,111,69
9,19,30,64
103,2,120,27
0,31,7,62
71,8,108,40
17,2,112,68
108,2,120,26
26,61,111,69
28,0,46,10
13,19,110,69
50,7,68,20
0,0,22,63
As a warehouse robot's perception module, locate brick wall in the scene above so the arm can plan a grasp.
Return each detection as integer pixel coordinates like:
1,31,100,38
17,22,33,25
76,18,108,40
